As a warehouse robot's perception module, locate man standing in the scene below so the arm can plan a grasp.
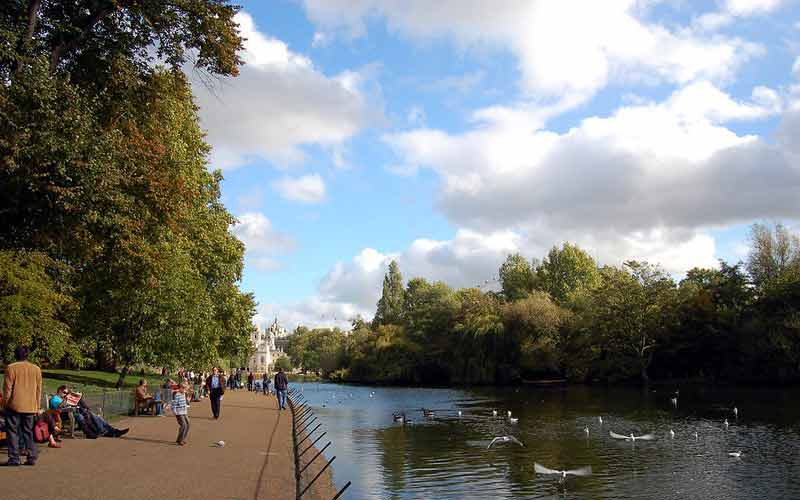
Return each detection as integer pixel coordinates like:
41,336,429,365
274,367,288,411
2,346,42,466
247,371,254,392
205,367,225,419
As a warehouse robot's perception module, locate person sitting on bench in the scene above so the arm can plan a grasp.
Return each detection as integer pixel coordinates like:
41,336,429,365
134,379,159,415
51,386,128,438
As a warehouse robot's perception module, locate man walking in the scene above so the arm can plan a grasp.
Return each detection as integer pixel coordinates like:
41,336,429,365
2,346,42,466
205,367,225,420
274,367,288,410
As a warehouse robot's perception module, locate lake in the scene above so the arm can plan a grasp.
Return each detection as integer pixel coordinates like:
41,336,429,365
292,382,800,499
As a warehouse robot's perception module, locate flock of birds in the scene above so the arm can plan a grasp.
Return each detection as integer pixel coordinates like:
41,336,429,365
384,391,745,484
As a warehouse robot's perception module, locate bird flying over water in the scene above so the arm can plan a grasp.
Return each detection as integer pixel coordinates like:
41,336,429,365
487,436,524,448
610,431,655,441
728,450,743,458
509,417,519,424
534,463,592,481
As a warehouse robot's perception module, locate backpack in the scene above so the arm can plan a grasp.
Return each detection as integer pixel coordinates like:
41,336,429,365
33,418,50,443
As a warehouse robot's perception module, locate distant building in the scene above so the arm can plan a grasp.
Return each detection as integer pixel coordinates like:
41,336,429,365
247,317,288,373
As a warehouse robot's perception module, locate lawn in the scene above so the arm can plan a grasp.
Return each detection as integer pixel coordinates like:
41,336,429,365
1,369,169,396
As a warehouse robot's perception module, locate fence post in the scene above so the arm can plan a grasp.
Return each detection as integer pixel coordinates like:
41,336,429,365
101,388,107,418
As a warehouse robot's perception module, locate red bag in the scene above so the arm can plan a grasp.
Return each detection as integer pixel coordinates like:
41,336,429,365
33,418,50,443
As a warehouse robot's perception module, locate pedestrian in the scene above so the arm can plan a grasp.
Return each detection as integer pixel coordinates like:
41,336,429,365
168,382,190,445
2,346,42,466
274,366,288,410
204,367,225,419
261,372,270,396
247,371,254,392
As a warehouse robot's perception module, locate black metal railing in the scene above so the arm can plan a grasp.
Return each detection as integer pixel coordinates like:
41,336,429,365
287,387,351,499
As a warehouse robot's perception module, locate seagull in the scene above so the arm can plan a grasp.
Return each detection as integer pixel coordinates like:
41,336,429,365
535,463,592,482
670,397,678,407
598,416,603,425
733,407,738,418
507,410,512,418
509,417,519,424
728,450,743,458
610,431,655,441
392,413,405,423
669,429,675,439
492,409,498,417
724,419,729,428
584,426,589,436
458,410,462,417
487,436,524,449
694,431,699,441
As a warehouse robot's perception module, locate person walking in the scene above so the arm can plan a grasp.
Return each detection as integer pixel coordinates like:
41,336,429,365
274,367,288,411
2,346,42,466
261,372,270,396
205,367,225,420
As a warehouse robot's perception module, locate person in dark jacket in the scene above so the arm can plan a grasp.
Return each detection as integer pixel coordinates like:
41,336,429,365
204,367,226,419
274,367,288,410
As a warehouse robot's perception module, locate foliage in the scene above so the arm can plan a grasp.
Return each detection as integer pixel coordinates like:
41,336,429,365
499,253,535,302
273,355,292,372
374,260,405,326
536,243,600,305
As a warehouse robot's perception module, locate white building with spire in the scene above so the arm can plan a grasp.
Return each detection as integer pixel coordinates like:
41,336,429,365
248,317,288,373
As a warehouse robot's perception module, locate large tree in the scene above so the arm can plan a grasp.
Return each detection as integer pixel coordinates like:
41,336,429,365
499,253,535,302
747,222,800,292
374,260,405,326
536,243,600,305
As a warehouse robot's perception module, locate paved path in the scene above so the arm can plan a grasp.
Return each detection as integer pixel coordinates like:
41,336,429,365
1,389,333,500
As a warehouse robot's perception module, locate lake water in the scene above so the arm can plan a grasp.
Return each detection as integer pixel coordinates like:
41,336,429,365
292,382,800,499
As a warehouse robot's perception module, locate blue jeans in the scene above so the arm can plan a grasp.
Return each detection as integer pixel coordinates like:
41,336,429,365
276,389,287,409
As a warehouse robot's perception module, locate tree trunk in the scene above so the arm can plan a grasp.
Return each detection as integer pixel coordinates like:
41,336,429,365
116,363,131,389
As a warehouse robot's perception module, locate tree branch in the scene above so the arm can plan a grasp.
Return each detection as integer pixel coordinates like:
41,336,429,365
49,2,120,73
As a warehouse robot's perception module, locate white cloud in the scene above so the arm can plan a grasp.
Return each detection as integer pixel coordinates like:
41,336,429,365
383,84,799,275
311,31,330,48
231,212,296,272
194,12,379,170
793,56,800,77
302,0,762,105
723,0,786,16
273,174,327,204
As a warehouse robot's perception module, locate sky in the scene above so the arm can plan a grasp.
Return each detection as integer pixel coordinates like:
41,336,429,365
191,0,800,331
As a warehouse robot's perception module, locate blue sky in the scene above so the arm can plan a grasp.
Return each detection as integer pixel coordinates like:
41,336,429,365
191,0,800,329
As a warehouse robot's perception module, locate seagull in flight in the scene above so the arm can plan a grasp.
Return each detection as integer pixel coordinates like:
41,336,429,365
610,431,655,441
535,463,592,482
728,450,743,458
487,436,524,449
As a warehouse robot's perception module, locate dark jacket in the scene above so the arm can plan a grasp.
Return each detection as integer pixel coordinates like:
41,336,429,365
274,371,288,390
205,374,226,394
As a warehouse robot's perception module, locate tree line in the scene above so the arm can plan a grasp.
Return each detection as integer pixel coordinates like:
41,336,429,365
0,1,256,385
287,223,800,385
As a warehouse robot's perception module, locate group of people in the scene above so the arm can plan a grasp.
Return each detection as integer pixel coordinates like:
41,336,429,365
1,346,128,467
2,349,292,464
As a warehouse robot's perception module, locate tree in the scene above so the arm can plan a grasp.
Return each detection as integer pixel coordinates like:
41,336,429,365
374,260,405,326
588,261,677,383
499,253,535,302
502,291,570,377
747,222,800,292
536,243,600,305
0,250,77,364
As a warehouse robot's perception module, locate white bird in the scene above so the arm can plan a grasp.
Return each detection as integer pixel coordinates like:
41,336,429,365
215,440,226,447
733,407,738,418
458,410,462,417
507,410,512,418
509,417,519,424
598,416,603,425
669,429,675,439
487,435,524,449
670,397,678,407
694,431,699,441
728,450,743,458
535,463,592,482
584,426,589,436
610,430,655,441
724,419,729,428
492,409,498,417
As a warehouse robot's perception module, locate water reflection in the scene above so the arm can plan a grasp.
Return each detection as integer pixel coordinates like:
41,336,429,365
297,383,800,499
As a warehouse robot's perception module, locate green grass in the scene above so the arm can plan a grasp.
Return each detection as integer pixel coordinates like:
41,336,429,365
1,369,170,396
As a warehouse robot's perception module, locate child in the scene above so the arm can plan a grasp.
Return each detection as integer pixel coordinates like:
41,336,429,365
168,382,190,446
